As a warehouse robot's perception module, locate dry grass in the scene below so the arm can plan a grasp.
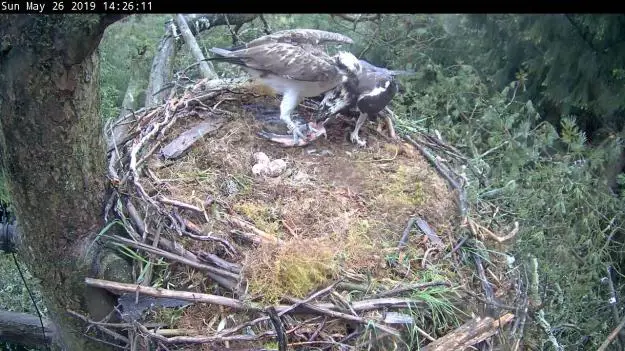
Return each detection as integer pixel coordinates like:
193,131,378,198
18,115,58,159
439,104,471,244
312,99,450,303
142,87,459,306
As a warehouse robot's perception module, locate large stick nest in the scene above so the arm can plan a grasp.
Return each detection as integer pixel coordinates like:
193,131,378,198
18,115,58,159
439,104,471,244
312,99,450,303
95,76,512,350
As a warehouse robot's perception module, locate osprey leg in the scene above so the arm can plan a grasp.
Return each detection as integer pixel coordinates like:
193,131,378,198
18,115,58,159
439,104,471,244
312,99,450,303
280,90,306,142
350,112,368,147
384,115,397,139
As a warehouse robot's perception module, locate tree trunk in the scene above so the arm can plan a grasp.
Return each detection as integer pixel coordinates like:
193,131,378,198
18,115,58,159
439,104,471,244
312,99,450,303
175,14,216,79
144,21,177,108
0,14,124,351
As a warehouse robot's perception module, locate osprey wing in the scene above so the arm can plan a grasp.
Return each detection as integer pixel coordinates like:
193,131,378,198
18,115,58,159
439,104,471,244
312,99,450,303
246,29,354,48
233,43,342,82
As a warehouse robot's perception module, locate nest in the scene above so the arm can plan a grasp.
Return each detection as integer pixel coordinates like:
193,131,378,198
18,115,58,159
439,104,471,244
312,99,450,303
94,76,488,350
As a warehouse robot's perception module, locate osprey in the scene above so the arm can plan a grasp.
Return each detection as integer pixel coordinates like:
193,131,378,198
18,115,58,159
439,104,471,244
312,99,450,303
317,59,414,147
207,29,361,144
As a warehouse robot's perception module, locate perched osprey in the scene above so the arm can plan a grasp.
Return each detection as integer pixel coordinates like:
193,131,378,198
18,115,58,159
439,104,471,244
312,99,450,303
207,34,362,143
317,59,413,147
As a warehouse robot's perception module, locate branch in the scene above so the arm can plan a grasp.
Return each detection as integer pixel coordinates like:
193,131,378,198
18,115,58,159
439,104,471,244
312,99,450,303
598,313,625,351
85,278,262,312
0,309,56,348
333,14,381,23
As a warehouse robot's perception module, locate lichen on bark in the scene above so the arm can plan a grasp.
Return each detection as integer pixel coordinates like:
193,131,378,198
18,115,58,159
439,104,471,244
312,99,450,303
0,15,126,351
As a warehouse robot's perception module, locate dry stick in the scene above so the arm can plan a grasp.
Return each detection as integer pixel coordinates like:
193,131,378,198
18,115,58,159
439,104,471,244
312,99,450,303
181,218,238,256
67,309,130,345
267,307,287,351
404,135,468,219
598,314,625,351
308,316,327,342
157,196,203,213
110,234,239,280
145,232,237,292
282,296,401,337
197,252,241,273
141,220,164,288
398,217,416,249
150,329,199,337
218,280,342,339
85,278,262,311
225,216,282,244
370,281,452,299
462,289,518,312
606,265,624,345
473,254,497,317
279,280,343,317
135,322,273,344
126,200,146,237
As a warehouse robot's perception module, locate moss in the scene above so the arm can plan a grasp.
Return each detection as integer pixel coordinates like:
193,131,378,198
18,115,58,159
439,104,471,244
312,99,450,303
233,201,283,238
374,164,426,208
245,239,338,305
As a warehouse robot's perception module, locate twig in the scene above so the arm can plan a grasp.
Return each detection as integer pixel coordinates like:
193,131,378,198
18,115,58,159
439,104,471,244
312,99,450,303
404,135,468,219
473,253,497,317
197,252,241,273
370,281,452,299
110,235,239,280
67,309,130,345
181,218,238,256
225,216,282,244
259,14,271,34
598,314,625,351
444,236,468,259
282,296,401,337
85,278,261,311
135,322,273,344
157,196,203,213
398,217,416,249
267,307,287,351
279,280,343,317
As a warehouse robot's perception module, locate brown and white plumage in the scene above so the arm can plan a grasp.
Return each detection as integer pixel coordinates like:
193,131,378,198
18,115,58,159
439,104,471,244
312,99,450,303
240,28,354,49
207,32,361,143
318,59,414,146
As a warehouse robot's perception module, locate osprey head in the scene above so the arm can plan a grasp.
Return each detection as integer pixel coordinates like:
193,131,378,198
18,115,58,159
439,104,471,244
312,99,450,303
334,51,361,83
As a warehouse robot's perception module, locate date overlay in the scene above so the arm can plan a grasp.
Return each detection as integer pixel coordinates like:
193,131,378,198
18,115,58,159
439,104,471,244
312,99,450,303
0,1,154,13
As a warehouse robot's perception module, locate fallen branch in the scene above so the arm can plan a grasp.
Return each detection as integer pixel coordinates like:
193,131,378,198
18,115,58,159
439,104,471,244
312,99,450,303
225,216,282,244
422,313,514,351
109,234,239,281
135,322,273,345
282,296,400,338
85,278,261,312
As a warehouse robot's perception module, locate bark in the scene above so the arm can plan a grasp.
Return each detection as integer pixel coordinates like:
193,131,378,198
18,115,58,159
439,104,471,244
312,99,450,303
174,14,216,79
0,14,126,351
0,310,56,348
422,313,514,351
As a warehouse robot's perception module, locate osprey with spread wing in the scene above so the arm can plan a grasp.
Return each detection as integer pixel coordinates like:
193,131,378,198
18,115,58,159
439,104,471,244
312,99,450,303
317,59,414,147
206,29,361,144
